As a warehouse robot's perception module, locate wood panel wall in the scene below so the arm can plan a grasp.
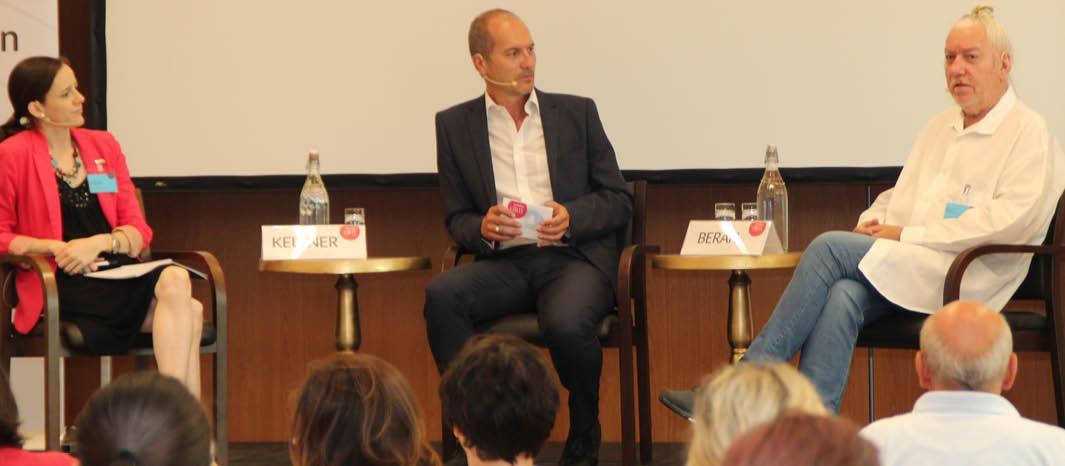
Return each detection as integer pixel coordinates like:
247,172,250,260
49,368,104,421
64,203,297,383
57,183,1054,443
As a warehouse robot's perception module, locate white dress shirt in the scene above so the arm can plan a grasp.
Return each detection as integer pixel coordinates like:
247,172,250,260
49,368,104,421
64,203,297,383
486,90,554,248
860,391,1065,466
858,87,1065,313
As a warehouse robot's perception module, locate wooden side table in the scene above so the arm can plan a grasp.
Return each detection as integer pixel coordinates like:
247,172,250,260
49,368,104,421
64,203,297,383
260,257,431,351
653,253,802,363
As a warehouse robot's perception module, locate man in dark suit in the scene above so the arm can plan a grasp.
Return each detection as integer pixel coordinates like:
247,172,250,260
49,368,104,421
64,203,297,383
424,9,632,466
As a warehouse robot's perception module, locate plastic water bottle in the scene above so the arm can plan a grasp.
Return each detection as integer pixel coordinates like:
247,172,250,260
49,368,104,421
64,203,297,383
756,145,789,251
299,150,330,225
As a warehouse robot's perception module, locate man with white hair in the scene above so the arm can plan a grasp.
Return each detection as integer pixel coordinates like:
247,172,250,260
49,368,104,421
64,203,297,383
860,301,1065,465
734,3,1065,413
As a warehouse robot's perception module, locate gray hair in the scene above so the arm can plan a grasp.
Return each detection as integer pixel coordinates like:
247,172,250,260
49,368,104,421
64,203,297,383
954,4,1012,58
919,310,1012,391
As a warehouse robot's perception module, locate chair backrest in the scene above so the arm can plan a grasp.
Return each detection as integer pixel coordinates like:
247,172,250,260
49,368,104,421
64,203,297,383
1013,192,1065,300
617,180,647,252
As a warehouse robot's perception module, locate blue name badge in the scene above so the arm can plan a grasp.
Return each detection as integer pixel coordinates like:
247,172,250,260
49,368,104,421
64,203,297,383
87,173,118,194
944,202,971,219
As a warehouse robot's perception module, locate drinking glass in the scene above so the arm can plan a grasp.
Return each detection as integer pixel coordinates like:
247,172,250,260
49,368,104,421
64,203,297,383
344,207,365,225
741,202,759,220
714,202,736,221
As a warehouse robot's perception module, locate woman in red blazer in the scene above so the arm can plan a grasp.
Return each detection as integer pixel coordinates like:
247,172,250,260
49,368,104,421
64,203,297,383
0,57,203,397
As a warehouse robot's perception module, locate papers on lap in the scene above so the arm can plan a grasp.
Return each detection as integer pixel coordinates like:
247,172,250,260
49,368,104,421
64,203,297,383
84,258,207,280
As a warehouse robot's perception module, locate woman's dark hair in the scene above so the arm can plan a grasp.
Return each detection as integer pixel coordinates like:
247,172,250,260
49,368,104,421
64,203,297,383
1,56,67,142
0,366,24,447
439,334,560,464
74,372,212,466
722,412,880,466
290,352,440,466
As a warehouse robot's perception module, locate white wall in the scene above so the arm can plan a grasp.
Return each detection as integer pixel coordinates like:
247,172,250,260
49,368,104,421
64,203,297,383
1,0,59,445
105,1,1065,176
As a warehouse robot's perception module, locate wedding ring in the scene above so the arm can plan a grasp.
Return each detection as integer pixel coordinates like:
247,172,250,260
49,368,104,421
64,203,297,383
494,225,501,233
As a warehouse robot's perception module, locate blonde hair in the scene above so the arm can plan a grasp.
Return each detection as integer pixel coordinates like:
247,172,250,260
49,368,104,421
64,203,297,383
955,4,1012,58
686,363,827,466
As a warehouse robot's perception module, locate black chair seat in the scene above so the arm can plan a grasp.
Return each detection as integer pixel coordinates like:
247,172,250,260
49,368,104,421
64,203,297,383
857,310,1047,349
23,320,218,353
476,312,618,347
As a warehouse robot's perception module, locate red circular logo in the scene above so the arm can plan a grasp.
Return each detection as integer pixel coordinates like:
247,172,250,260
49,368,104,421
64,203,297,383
340,225,361,240
748,221,767,237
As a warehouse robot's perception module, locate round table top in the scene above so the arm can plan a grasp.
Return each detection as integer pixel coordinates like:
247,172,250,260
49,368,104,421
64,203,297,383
653,252,802,271
259,256,431,275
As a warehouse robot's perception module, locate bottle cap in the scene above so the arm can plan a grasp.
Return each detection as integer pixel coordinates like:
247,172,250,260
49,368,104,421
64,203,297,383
765,145,779,163
308,150,320,161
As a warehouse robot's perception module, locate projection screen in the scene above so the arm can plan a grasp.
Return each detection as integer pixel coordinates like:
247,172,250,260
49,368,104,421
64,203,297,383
106,1,1065,178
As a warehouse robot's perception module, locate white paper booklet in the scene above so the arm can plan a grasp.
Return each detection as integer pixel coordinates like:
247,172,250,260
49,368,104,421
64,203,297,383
501,197,554,241
85,258,207,280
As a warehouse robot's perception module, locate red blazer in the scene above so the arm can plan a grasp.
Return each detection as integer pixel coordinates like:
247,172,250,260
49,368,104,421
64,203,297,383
0,128,152,334
0,447,78,466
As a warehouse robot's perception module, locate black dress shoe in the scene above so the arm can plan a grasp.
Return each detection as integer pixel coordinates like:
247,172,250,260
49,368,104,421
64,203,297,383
559,422,600,466
659,388,695,420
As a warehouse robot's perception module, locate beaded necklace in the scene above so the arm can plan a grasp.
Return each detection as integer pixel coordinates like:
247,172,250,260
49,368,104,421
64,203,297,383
52,143,83,187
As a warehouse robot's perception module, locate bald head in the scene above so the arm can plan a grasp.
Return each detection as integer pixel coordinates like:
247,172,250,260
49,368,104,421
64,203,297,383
468,9,521,57
918,300,1015,393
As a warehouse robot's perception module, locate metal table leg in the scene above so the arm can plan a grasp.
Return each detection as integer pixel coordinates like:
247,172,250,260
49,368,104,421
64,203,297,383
727,270,753,364
335,273,361,352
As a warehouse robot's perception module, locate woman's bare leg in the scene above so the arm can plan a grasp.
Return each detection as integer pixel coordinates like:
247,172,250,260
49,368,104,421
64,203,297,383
143,266,201,396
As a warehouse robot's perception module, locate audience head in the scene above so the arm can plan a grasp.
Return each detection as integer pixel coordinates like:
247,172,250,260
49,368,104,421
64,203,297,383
721,413,880,466
74,372,211,466
918,300,1016,393
290,352,438,466
0,366,24,448
439,334,559,464
686,362,827,466
945,4,1012,121
1,56,80,141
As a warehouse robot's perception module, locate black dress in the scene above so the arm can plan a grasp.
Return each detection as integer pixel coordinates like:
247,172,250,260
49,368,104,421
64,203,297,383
55,175,165,354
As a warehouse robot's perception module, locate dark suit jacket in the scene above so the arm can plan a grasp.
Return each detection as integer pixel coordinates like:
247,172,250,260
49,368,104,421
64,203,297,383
435,90,633,287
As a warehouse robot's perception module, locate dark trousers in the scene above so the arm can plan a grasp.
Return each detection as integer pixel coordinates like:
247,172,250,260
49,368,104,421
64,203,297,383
424,246,613,433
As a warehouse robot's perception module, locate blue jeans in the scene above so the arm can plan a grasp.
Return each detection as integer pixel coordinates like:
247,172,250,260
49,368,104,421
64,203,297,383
744,231,900,412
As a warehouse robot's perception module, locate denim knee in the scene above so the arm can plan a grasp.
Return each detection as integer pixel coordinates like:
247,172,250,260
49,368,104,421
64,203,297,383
822,279,871,329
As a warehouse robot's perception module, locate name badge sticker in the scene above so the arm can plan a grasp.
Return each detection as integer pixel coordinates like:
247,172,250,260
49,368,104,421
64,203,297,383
87,173,118,193
943,202,971,219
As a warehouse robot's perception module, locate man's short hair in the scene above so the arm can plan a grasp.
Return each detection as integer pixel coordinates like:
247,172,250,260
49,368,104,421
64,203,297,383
439,334,559,463
468,9,517,57
954,4,1012,58
919,307,1013,390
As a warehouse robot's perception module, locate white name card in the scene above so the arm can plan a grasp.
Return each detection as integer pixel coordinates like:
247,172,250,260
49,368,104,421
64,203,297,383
261,225,367,260
680,220,783,255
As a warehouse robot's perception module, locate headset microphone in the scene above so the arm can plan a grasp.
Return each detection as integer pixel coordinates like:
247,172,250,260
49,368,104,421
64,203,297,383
481,74,518,87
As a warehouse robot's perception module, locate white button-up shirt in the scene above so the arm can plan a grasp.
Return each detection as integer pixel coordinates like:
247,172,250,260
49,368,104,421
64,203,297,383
859,87,1065,313
486,90,554,248
861,391,1065,466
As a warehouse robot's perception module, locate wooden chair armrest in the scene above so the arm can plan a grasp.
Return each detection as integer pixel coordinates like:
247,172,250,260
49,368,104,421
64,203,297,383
442,244,472,273
0,253,60,348
944,244,1064,303
150,250,227,326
